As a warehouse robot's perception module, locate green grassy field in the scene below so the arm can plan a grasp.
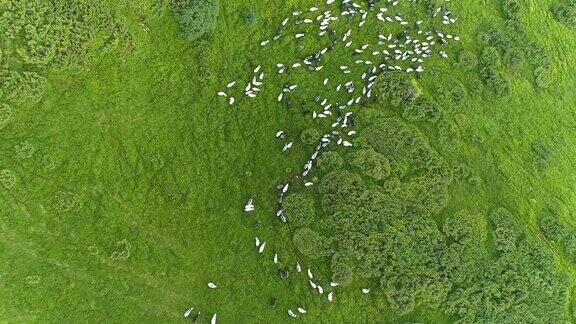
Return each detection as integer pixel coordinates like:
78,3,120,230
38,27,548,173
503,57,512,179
1,0,576,322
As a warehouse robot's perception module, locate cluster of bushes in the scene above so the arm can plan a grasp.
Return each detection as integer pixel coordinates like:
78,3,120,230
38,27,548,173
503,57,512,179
0,0,130,103
444,208,570,323
283,109,572,320
372,70,447,124
1,0,129,68
551,0,576,27
175,0,220,41
476,0,554,90
361,117,452,181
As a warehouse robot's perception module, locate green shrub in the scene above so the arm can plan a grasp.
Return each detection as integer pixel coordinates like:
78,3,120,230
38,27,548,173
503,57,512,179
283,193,316,228
551,1,576,27
480,66,510,95
293,227,330,259
241,7,258,26
489,207,522,252
476,31,491,46
503,47,525,68
317,151,344,172
177,0,220,41
438,118,461,151
0,169,16,189
319,170,364,195
350,148,391,181
374,71,416,107
443,210,487,244
534,66,552,89
384,276,416,315
505,18,524,36
330,252,354,285
300,128,320,145
437,82,467,107
456,50,478,70
526,41,552,68
480,46,502,68
503,0,522,19
538,209,567,242
488,28,510,50
532,142,553,170
402,96,442,123
562,233,576,261
168,0,190,11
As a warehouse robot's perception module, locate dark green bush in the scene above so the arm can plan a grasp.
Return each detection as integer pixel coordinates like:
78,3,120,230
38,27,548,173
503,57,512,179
373,71,416,107
456,50,478,70
480,46,502,68
350,148,391,180
241,7,258,26
476,31,491,46
505,18,524,36
437,83,467,106
443,210,487,244
319,170,364,196
489,207,522,252
503,47,525,68
293,227,330,259
317,151,344,172
283,193,316,228
538,209,567,242
330,252,354,285
384,276,416,315
551,1,576,27
168,0,190,11
177,0,220,41
534,66,552,89
480,66,510,95
503,0,522,19
438,118,461,152
488,28,510,50
402,96,442,123
526,41,552,68
532,142,553,170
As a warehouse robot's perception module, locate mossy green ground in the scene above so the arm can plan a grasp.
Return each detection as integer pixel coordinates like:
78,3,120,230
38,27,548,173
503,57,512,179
1,0,575,322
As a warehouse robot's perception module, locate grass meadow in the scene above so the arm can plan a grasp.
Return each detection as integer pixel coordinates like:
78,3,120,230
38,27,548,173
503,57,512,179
1,0,575,322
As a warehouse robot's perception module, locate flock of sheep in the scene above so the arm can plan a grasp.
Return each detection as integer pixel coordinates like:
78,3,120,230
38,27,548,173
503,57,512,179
189,0,460,321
